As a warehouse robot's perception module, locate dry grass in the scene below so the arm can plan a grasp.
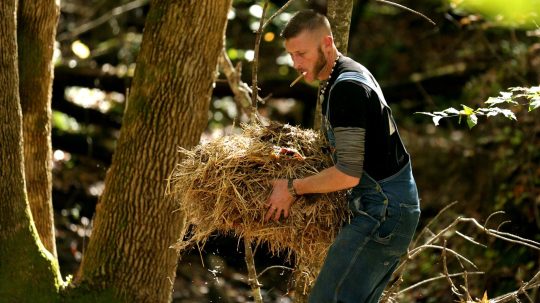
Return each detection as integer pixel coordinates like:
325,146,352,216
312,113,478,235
168,121,349,275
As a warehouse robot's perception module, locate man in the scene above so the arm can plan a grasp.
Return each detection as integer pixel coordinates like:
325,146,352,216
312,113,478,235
265,9,421,303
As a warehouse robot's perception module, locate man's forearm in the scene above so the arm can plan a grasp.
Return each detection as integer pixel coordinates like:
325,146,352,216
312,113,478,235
294,166,360,195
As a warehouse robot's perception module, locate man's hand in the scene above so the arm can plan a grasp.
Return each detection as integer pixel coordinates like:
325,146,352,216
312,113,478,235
265,179,295,222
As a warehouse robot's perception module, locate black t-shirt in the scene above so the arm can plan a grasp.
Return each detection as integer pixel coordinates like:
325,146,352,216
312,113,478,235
322,56,408,181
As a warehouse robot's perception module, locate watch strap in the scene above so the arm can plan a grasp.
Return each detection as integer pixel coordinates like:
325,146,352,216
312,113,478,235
287,178,298,197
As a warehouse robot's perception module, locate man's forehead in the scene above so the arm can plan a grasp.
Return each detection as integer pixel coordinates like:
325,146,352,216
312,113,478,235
284,30,320,49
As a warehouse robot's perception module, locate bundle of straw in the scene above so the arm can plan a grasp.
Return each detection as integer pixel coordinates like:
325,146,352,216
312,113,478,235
168,121,349,275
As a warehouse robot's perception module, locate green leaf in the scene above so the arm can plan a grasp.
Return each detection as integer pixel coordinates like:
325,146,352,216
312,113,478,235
460,104,475,116
510,87,524,92
433,111,448,117
467,114,478,129
415,111,438,117
500,91,512,100
443,107,460,115
481,108,499,117
485,97,504,107
529,97,540,111
500,109,517,120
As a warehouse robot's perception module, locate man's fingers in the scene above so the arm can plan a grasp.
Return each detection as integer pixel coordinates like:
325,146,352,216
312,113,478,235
265,206,283,222
264,209,272,222
273,209,283,221
265,206,276,222
265,180,278,206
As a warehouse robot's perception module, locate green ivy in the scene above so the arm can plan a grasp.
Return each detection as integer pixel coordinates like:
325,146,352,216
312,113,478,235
417,85,539,129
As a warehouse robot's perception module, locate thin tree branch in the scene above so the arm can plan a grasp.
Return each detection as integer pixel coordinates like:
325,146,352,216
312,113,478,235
408,244,478,269
459,217,540,250
442,240,464,298
455,231,487,248
250,1,270,108
484,210,506,228
488,270,540,303
218,48,255,117
387,211,540,302
394,216,463,275
244,238,263,303
375,0,436,26
411,201,459,248
58,0,149,41
262,0,300,29
397,272,485,295
257,265,294,278
461,271,473,302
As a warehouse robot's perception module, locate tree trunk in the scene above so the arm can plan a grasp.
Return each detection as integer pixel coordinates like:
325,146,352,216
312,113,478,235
76,1,232,302
314,0,355,129
17,0,60,258
0,0,62,299
327,0,354,55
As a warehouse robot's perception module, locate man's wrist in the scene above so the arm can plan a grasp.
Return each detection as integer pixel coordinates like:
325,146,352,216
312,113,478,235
287,178,299,198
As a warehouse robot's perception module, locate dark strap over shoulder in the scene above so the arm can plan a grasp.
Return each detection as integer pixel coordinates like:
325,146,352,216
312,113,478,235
328,69,396,135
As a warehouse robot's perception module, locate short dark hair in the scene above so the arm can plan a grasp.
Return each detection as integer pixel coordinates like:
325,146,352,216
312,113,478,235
280,9,331,39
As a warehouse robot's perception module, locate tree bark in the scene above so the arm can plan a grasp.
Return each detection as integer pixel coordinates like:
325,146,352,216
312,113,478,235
327,0,354,55
17,0,61,258
314,0,355,129
76,1,233,302
0,0,62,299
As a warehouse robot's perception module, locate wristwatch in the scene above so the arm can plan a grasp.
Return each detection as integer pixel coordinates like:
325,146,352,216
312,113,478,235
287,178,298,198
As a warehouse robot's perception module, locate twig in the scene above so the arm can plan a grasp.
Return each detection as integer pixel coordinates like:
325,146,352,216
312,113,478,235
388,212,540,302
411,201,459,248
442,240,463,297
244,238,263,303
394,216,463,274
397,271,484,295
57,0,149,41
459,217,540,251
408,244,478,269
262,0,300,29
375,0,436,26
218,48,256,117
520,280,535,303
497,220,511,231
250,1,270,108
484,210,506,229
461,271,473,302
257,265,294,278
455,230,487,248
488,270,540,302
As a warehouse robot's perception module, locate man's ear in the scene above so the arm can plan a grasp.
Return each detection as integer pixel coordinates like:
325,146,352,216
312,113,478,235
322,35,333,49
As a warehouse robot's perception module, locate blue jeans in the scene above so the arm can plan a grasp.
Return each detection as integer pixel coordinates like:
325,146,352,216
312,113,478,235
308,161,421,303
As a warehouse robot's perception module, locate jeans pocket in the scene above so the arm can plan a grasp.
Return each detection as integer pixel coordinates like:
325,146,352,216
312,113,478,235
373,203,420,249
373,200,401,244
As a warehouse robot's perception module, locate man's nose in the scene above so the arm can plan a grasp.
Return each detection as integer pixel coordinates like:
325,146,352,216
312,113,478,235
291,56,301,70
293,60,302,71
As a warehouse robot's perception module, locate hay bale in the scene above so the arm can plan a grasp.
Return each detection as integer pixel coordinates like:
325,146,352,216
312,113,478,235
168,121,349,275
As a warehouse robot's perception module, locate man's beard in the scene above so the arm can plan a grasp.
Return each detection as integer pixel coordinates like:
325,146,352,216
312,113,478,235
313,46,327,79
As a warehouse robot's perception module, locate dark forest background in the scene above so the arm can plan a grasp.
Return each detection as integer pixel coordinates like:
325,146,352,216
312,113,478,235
50,0,539,302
